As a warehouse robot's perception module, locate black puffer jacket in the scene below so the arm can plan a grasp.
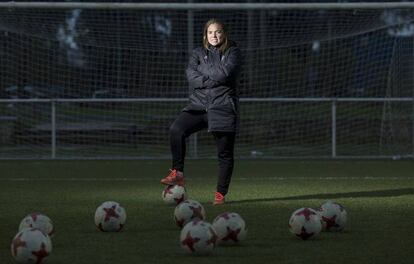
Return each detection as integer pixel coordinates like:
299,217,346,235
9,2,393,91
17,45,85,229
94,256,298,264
184,41,242,132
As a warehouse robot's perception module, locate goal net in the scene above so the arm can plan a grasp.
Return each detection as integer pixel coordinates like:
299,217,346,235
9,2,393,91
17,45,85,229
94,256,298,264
0,2,413,159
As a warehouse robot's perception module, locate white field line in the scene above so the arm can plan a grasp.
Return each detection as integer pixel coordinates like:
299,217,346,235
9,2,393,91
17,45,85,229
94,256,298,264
0,176,412,181
238,176,414,180
0,178,151,181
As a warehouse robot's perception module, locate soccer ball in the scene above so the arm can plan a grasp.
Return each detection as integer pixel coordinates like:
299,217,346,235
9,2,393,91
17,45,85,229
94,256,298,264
289,207,322,240
94,201,126,232
162,185,187,205
18,213,54,237
180,219,218,255
174,199,205,228
212,212,247,245
11,228,52,264
316,201,347,231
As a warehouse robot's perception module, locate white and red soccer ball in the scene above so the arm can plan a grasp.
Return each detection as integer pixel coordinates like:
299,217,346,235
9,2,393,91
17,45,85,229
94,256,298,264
289,207,322,240
180,219,218,255
212,212,247,245
316,200,347,231
174,199,206,228
18,213,54,237
11,228,52,264
94,201,126,232
162,185,187,205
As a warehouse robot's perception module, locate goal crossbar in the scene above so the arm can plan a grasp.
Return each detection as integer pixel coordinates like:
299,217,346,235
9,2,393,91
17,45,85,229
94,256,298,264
1,2,414,10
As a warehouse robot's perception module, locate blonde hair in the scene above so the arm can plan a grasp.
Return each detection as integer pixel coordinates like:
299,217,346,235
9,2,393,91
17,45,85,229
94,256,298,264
202,18,229,53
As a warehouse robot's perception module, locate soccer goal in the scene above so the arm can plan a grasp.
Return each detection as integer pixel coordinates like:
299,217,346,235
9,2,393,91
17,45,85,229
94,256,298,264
0,2,413,159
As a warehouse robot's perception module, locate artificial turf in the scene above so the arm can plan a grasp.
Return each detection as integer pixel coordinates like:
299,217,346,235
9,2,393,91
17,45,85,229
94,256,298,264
1,160,413,264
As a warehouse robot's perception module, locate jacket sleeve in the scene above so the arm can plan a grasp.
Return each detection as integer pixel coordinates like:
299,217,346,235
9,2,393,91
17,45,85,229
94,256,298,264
186,49,221,89
207,47,242,83
186,49,205,89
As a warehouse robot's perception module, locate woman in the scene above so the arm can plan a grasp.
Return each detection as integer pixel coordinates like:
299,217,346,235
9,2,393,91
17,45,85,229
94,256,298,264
160,18,242,205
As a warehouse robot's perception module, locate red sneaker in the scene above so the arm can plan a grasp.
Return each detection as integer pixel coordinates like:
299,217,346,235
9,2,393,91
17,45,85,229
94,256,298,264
213,192,225,205
160,169,184,186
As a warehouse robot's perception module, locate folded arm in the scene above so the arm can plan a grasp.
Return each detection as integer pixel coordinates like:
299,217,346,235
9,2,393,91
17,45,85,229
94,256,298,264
186,50,220,89
206,47,242,83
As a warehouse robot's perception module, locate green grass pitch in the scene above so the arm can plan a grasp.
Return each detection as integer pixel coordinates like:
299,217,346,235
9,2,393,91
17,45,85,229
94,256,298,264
1,160,413,264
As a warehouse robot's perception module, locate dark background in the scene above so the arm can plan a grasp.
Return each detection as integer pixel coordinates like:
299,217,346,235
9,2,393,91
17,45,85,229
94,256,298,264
1,0,413,99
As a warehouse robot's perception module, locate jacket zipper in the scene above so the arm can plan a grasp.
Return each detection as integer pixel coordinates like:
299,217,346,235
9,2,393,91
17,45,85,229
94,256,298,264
205,89,210,112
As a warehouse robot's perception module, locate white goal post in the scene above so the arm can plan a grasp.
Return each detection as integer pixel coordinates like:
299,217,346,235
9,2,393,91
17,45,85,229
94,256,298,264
0,2,413,159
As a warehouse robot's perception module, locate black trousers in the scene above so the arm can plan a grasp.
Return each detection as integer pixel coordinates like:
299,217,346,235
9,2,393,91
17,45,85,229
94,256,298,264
169,111,235,195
